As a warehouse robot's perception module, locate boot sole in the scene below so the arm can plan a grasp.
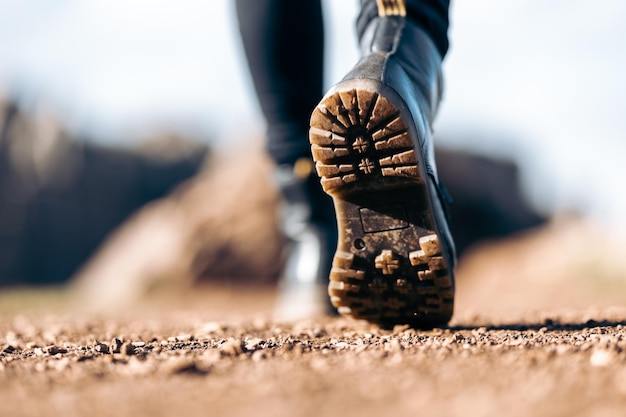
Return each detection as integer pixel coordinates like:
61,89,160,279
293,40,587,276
309,79,454,328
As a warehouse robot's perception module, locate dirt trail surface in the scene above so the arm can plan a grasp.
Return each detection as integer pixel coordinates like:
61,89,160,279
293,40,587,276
2,282,626,417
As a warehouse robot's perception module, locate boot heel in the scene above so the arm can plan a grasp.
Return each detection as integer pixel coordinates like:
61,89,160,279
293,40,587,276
309,80,453,328
310,85,421,195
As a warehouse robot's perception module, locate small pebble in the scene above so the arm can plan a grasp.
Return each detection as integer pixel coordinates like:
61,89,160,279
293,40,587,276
245,338,264,351
110,338,123,354
590,350,614,367
1,345,16,354
220,339,243,356
389,339,402,352
200,350,221,364
163,358,210,375
121,343,136,356
198,322,223,334
393,324,410,333
45,346,68,355
94,342,109,354
52,358,70,371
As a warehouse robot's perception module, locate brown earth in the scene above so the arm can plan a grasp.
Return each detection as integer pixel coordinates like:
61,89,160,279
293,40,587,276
3,228,626,417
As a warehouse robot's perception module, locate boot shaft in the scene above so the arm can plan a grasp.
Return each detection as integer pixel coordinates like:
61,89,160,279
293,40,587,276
351,0,446,125
358,0,450,58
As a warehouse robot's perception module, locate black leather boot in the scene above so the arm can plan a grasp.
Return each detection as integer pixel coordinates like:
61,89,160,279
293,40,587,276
309,0,455,327
273,158,338,320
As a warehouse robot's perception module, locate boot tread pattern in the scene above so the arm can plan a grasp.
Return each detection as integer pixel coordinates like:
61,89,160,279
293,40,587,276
328,236,452,325
310,90,420,193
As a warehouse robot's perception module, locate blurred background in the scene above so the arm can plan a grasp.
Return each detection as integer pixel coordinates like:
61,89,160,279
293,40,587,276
1,0,625,311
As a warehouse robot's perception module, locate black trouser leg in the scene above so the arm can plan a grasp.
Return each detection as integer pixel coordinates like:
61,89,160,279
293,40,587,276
235,0,324,166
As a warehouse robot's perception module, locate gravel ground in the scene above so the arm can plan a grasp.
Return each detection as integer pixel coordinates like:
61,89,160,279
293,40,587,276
2,285,626,417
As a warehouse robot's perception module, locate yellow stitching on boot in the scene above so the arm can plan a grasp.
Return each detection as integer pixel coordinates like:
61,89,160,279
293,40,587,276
376,0,406,17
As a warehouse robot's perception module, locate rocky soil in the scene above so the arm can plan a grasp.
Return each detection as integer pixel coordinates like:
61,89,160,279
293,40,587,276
3,280,626,417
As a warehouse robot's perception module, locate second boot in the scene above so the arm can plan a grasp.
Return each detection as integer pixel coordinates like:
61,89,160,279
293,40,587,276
273,158,338,320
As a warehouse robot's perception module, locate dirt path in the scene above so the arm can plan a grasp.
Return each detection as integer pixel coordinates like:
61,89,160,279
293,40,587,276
2,285,626,417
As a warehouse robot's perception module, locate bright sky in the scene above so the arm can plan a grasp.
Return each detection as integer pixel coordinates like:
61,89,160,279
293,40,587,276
1,0,625,230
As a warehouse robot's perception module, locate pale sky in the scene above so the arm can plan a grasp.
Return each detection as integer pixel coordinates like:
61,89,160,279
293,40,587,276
1,0,625,230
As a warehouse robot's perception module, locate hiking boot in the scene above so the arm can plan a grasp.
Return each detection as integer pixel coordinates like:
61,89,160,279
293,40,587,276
309,0,456,327
273,158,338,320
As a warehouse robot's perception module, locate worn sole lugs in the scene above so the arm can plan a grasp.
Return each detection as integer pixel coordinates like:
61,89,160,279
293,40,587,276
310,84,453,328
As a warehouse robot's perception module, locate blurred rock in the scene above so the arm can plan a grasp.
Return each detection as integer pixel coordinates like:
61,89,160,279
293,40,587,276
0,97,208,285
73,144,284,309
455,214,626,313
435,148,546,255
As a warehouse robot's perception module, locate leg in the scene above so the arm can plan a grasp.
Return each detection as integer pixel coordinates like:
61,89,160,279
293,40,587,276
235,0,337,319
235,0,324,165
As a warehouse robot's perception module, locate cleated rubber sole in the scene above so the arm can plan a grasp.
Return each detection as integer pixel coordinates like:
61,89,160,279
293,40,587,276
309,80,454,328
